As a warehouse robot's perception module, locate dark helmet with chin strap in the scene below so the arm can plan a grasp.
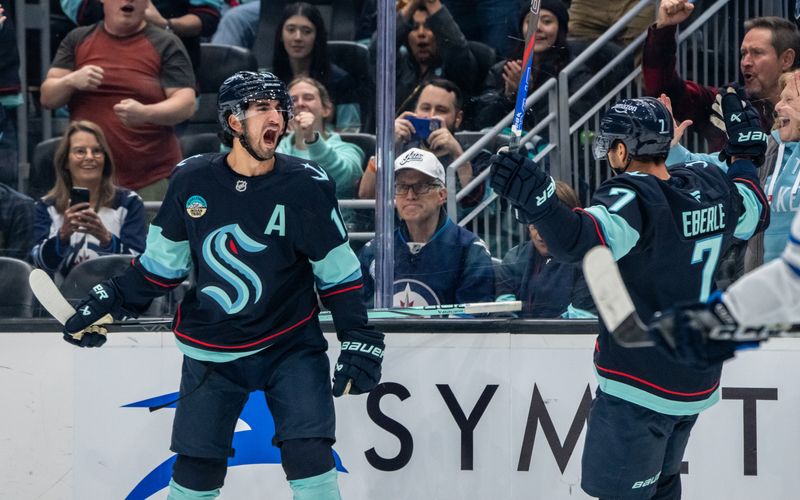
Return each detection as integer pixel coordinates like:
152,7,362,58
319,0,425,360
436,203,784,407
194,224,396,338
217,71,293,157
592,97,673,171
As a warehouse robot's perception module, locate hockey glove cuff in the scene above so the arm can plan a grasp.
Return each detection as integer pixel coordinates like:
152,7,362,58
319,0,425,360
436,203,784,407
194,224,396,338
717,87,768,167
332,328,385,397
489,151,556,222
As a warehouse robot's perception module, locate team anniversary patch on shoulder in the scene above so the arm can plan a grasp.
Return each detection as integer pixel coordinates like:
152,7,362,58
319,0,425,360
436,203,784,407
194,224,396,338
186,195,208,218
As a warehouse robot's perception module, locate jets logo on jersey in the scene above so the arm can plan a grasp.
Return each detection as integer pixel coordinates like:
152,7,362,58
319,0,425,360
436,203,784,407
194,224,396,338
186,195,208,218
303,162,329,181
201,224,267,314
393,280,440,307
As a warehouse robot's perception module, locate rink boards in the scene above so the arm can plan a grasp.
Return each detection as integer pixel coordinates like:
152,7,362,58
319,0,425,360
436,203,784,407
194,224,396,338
1,326,799,500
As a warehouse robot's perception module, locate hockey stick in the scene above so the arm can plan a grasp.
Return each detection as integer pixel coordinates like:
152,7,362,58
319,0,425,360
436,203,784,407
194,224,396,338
582,247,800,347
510,0,541,151
29,268,114,340
582,246,651,347
320,300,522,320
31,268,521,324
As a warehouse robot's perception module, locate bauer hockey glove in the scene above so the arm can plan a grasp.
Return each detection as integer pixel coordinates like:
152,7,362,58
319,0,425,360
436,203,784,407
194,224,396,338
648,294,759,369
717,87,768,167
489,150,556,223
63,280,126,348
332,328,385,397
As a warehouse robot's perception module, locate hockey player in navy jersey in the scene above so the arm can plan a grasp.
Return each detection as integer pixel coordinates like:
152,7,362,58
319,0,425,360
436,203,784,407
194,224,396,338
490,93,769,499
648,209,800,369
60,71,384,500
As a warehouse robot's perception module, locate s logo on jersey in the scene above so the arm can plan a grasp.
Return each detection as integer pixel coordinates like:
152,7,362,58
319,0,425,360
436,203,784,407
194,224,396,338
201,224,267,314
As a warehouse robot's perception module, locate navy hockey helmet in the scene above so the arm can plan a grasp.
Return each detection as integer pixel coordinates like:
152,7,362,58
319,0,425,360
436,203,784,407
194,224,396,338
217,71,294,137
592,97,673,161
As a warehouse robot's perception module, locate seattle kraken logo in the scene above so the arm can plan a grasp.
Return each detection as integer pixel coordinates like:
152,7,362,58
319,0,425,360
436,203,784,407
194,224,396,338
201,224,267,314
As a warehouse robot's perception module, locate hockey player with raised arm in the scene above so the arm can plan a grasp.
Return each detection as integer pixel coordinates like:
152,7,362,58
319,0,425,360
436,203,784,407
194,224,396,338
489,94,769,499
59,71,384,500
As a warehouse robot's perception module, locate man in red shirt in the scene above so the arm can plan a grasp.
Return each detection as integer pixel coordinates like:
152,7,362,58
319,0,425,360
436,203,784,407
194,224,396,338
41,0,196,200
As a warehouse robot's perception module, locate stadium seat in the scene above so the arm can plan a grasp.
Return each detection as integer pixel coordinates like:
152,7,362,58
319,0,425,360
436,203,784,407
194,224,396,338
185,43,258,135
59,254,134,305
328,40,374,131
0,257,36,318
252,0,358,70
339,132,375,170
29,137,61,200
180,133,222,159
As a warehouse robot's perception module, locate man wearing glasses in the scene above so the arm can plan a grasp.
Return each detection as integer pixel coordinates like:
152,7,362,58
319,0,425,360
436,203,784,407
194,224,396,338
358,147,494,308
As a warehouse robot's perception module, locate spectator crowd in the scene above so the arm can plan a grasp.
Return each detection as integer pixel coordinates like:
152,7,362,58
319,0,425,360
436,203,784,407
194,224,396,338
0,0,798,319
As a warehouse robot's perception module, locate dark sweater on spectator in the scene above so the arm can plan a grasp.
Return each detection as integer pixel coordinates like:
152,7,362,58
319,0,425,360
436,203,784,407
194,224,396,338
642,24,775,152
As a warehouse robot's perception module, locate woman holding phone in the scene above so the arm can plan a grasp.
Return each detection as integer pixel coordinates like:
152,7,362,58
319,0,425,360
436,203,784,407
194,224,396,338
30,120,146,277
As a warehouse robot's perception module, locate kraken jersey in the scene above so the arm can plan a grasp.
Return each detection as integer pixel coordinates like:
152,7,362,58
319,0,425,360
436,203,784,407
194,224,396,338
114,153,366,361
535,160,769,415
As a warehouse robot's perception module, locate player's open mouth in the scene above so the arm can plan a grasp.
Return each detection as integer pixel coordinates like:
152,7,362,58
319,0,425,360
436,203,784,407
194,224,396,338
777,116,791,128
121,4,135,13
263,130,278,144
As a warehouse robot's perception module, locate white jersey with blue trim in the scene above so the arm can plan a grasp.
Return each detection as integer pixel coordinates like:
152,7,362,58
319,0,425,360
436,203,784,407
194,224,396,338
723,210,800,326
136,152,363,357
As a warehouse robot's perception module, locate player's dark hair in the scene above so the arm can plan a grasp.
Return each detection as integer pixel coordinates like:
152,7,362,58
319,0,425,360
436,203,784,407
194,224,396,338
273,3,332,87
49,120,117,213
744,17,800,68
419,78,463,112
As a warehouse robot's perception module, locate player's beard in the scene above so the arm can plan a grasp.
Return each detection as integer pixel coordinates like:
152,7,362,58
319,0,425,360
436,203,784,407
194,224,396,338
241,121,278,161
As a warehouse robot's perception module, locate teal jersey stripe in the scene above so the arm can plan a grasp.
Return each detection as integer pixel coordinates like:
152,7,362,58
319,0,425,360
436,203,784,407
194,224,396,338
584,205,641,261
561,304,597,319
139,225,192,279
311,241,362,290
288,468,340,500
175,338,266,362
733,183,763,240
595,368,720,416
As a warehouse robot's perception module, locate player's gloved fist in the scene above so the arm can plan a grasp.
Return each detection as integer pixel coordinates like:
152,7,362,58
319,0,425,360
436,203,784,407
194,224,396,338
63,280,118,347
332,327,385,397
648,296,756,369
717,86,768,166
489,150,556,222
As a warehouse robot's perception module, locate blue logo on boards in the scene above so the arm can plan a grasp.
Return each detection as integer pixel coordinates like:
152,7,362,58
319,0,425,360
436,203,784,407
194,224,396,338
123,391,348,499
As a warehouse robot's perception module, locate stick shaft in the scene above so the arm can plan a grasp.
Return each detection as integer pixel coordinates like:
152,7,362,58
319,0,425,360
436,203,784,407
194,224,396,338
510,0,541,148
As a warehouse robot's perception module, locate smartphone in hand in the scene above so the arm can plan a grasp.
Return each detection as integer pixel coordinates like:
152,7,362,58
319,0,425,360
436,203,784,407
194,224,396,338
69,187,91,207
407,116,441,142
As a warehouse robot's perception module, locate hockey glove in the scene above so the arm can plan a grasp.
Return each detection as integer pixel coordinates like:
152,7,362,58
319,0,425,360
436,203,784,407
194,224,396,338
717,87,768,167
63,280,122,348
332,328,385,397
489,150,556,223
648,296,758,369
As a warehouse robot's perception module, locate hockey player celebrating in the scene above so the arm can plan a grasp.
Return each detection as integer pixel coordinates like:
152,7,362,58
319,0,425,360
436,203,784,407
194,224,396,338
59,71,384,500
489,93,769,499
648,209,800,368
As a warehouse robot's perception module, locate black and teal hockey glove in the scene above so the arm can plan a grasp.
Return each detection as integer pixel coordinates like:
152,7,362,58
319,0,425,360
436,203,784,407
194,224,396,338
332,328,385,397
717,87,768,167
489,150,556,223
63,280,122,347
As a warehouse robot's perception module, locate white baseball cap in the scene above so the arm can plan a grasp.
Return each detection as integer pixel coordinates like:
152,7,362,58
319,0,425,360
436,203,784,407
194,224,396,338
394,148,445,184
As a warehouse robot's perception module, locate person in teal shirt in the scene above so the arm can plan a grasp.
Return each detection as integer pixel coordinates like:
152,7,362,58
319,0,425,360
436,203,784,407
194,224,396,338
277,77,364,206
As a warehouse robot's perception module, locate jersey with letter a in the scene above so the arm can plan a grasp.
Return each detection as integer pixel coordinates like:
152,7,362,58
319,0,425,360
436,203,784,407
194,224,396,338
132,153,363,358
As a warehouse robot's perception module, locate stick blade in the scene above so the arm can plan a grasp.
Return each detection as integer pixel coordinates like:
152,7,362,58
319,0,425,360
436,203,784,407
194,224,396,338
582,246,652,347
29,268,75,325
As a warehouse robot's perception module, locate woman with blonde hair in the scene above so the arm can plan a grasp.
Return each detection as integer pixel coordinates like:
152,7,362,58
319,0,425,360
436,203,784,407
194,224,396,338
30,120,146,277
